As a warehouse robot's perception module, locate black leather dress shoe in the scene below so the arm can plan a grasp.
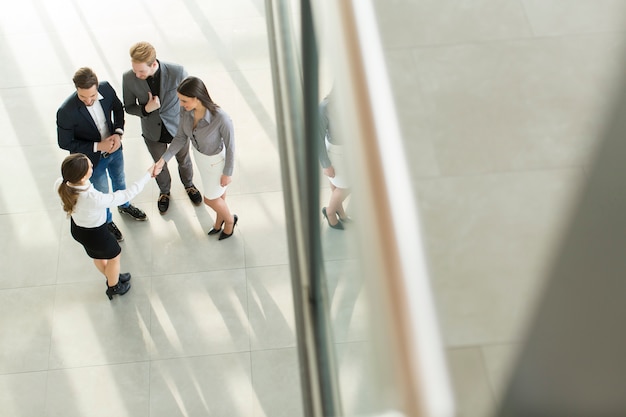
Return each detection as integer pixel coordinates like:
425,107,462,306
158,193,170,214
186,185,203,206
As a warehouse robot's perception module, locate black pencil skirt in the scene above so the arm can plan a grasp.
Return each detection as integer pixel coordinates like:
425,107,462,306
71,218,121,259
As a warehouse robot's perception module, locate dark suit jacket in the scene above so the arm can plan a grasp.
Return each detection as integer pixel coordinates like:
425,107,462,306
57,81,125,168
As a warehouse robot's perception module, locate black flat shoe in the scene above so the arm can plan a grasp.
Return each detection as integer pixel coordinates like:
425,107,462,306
208,221,224,235
219,214,238,240
322,207,344,230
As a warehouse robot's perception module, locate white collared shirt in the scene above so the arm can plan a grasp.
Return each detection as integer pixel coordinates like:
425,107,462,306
54,172,151,227
85,93,110,140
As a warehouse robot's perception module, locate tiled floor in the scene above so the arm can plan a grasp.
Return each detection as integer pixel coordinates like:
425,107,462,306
3,0,626,416
0,1,303,416
374,1,626,416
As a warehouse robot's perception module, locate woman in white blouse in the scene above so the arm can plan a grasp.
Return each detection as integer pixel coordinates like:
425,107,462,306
154,76,237,240
56,153,154,299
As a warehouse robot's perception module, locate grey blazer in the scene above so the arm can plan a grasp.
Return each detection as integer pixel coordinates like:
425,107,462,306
122,61,188,141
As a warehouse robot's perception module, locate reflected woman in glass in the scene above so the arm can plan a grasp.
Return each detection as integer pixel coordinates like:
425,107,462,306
319,91,351,230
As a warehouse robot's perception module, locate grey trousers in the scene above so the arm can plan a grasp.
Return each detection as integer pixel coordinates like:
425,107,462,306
144,138,194,194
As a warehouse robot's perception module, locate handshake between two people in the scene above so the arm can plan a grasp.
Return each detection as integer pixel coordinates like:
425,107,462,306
148,158,166,178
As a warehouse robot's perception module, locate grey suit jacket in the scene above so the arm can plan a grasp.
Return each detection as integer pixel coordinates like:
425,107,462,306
122,61,188,141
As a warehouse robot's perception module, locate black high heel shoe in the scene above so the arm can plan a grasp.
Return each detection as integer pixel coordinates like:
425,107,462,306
106,280,131,300
322,207,344,230
219,214,238,240
208,221,224,235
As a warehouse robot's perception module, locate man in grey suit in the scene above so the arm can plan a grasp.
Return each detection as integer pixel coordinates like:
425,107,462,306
122,41,202,214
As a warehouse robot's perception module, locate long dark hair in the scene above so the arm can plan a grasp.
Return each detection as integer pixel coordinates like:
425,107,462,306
58,153,90,215
177,76,219,116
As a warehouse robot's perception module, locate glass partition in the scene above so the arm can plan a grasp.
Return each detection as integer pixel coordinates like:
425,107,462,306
265,0,455,416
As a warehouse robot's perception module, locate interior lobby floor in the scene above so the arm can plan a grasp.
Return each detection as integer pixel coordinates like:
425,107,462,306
0,1,303,416
374,1,626,416
2,0,626,416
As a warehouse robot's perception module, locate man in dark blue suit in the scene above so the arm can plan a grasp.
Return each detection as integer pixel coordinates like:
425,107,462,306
57,67,147,242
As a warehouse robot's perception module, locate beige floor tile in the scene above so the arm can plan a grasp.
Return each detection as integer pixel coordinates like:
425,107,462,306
481,343,522,403
0,85,69,147
46,362,150,417
49,280,153,369
0,286,55,373
521,0,626,36
0,212,61,288
0,371,47,417
150,201,246,274
238,191,290,267
251,348,303,417
446,347,496,417
0,145,69,214
173,0,265,21
372,0,531,48
149,270,250,360
247,265,296,350
226,69,277,135
236,127,284,194
417,169,583,346
384,50,440,179
413,35,623,175
150,353,254,417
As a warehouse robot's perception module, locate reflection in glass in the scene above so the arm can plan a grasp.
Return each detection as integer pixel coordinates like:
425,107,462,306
318,90,352,231
316,54,391,417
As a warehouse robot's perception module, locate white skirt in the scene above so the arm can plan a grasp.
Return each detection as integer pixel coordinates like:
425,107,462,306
193,146,227,200
325,139,350,189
